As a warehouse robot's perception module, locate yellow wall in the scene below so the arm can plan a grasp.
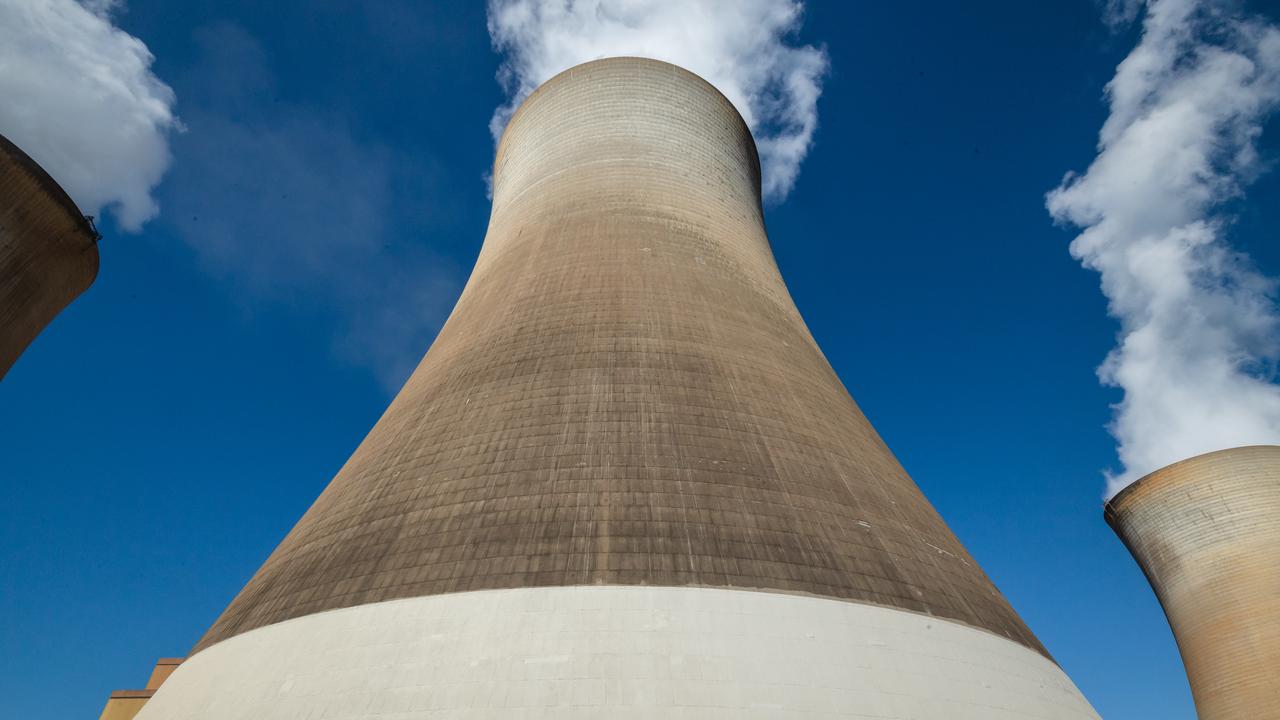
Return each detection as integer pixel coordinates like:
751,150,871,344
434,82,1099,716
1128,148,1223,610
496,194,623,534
96,657,181,720
98,696,148,720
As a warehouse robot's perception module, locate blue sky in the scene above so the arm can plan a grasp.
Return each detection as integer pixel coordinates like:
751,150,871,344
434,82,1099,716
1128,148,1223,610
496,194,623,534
2,1,1279,718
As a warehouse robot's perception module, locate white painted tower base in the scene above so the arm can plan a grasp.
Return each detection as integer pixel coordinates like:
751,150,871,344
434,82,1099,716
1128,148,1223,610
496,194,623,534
138,586,1098,719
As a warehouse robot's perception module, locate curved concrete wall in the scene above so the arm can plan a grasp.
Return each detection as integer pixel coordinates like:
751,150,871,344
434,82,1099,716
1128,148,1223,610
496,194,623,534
1105,445,1280,719
141,586,1097,720
0,133,99,380
198,56,1047,658
166,58,1099,717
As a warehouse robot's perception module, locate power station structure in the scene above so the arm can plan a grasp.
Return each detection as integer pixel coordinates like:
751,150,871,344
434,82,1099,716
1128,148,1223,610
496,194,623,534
1105,445,1280,720
0,132,99,380
135,58,1098,718
98,659,183,720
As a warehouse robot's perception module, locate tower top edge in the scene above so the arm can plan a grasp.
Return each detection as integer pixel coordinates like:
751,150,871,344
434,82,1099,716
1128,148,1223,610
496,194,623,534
0,131,100,244
1103,444,1280,520
492,56,762,196
501,56,755,138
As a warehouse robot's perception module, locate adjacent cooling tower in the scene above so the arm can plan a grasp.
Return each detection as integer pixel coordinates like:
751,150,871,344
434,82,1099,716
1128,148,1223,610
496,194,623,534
1105,445,1280,720
0,133,100,381
138,58,1098,719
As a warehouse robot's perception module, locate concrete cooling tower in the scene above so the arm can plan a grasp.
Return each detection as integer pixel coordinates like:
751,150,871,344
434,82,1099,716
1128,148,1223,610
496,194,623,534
1105,445,1280,720
0,132,100,380
136,58,1098,719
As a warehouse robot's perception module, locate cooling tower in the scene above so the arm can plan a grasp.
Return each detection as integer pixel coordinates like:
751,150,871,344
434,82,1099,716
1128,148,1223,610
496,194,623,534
137,58,1098,719
0,133,100,381
1105,445,1280,719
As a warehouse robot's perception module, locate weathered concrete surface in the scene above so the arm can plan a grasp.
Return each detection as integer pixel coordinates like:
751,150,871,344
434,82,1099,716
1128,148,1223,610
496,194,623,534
198,58,1053,667
0,133,98,380
1106,445,1280,720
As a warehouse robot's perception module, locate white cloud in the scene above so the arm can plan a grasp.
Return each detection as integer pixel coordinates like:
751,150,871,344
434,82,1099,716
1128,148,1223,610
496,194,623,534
486,0,827,202
1048,0,1280,496
0,0,178,231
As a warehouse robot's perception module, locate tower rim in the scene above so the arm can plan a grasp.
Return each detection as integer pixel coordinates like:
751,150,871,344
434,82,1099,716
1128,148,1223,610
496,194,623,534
0,131,101,249
493,56,763,202
1103,444,1280,521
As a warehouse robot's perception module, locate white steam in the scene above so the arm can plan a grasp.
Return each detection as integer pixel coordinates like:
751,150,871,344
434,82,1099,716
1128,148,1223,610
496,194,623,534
486,0,827,201
0,0,177,231
1048,0,1280,496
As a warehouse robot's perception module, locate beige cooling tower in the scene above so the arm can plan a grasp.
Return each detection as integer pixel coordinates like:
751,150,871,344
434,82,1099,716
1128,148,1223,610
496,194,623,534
136,58,1098,719
0,132,100,380
1105,445,1280,720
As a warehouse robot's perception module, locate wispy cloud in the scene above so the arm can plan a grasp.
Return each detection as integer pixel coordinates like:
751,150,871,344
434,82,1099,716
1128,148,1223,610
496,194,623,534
163,23,459,389
486,0,827,201
1101,0,1145,29
0,0,178,231
1048,0,1280,496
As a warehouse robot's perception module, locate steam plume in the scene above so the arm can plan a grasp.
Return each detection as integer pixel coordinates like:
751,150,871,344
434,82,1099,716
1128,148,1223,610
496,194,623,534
486,0,827,201
1048,0,1280,496
0,0,178,231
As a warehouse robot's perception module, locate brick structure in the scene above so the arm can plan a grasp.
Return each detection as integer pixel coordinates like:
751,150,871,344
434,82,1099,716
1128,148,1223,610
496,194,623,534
97,658,183,720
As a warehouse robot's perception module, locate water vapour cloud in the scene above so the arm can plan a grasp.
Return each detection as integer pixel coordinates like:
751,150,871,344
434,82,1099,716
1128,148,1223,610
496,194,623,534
1048,0,1280,496
486,0,827,202
0,0,178,231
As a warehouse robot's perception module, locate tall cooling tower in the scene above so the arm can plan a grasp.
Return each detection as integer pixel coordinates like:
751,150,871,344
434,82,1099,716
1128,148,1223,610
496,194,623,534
138,58,1097,719
0,133,99,380
1105,445,1280,719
